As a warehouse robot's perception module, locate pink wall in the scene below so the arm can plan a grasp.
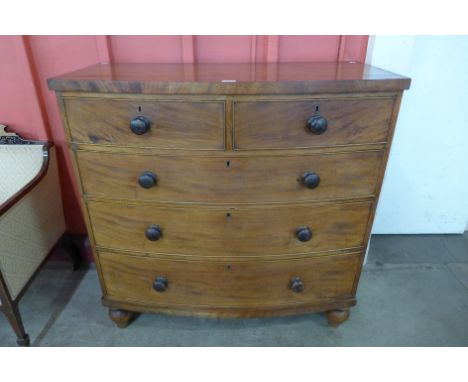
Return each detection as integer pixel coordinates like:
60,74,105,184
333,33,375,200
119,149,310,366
0,35,369,238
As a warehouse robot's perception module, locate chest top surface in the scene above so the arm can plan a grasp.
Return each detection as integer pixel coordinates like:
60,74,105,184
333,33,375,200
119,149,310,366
48,62,411,95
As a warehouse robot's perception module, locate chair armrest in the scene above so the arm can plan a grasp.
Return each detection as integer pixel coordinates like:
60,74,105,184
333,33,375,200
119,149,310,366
0,124,53,215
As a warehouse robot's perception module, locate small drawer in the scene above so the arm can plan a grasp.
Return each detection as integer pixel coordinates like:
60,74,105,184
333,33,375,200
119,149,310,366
64,98,225,150
87,200,372,256
77,150,383,203
99,250,360,308
233,97,395,149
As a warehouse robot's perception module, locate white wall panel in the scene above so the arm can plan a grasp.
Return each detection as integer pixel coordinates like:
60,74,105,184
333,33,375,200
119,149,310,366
369,36,468,233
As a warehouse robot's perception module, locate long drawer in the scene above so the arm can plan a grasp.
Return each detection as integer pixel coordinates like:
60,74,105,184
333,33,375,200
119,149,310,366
88,200,372,256
77,150,383,203
64,97,225,150
99,250,360,308
233,97,395,149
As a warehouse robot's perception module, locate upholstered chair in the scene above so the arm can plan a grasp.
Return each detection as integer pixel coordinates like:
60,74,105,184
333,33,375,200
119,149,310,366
0,124,80,346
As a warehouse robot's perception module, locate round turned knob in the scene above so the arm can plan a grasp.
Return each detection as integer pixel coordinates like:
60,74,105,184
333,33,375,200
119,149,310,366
138,171,157,189
153,276,168,292
302,171,320,189
296,226,312,242
130,115,151,135
307,114,328,135
145,224,162,241
290,277,304,293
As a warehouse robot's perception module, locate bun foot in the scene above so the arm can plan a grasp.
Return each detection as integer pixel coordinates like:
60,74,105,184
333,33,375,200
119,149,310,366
108,309,138,328
326,308,350,327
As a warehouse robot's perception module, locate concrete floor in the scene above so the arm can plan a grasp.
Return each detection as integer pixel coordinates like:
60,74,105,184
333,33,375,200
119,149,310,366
1,234,468,346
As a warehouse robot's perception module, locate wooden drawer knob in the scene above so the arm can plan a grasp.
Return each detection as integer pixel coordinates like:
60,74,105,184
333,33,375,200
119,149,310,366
153,276,168,292
302,171,320,189
290,277,304,293
145,224,162,241
130,115,151,135
307,114,328,134
296,226,312,242
138,171,157,188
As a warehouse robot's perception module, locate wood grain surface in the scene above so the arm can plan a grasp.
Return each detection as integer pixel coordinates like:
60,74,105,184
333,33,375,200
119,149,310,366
234,97,395,149
99,250,360,309
48,62,411,94
77,150,384,204
64,97,225,149
88,200,372,256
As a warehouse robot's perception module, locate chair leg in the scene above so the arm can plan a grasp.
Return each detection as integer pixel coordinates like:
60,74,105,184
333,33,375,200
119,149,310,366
3,304,30,346
60,233,82,271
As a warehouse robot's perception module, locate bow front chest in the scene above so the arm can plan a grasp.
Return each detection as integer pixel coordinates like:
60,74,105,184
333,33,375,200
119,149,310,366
48,63,410,328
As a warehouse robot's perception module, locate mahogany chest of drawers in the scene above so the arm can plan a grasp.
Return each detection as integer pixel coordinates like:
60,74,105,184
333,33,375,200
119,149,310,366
48,62,410,328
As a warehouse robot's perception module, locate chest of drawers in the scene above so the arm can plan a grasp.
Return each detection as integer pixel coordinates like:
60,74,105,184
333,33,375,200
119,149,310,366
48,62,410,328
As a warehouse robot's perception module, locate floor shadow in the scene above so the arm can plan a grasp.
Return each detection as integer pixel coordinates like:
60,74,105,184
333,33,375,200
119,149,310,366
31,265,89,346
